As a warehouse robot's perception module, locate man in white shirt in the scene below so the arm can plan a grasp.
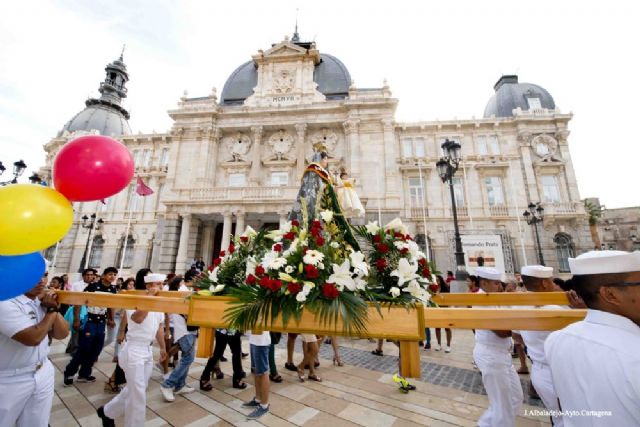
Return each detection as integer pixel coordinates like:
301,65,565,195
545,250,640,427
517,265,565,427
0,270,69,427
473,267,523,427
97,273,167,427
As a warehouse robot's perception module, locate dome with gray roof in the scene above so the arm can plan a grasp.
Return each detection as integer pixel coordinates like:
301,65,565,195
220,48,351,105
483,75,555,118
59,54,132,137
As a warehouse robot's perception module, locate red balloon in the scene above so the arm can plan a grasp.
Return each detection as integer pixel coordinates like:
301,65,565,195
53,135,134,202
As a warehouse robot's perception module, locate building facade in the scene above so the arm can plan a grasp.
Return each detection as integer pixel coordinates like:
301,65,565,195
42,34,592,279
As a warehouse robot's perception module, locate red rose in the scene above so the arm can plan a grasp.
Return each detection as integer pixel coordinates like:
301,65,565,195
259,276,271,288
422,268,431,277
404,234,412,241
240,236,249,243
315,236,325,246
270,279,283,292
283,231,296,241
291,219,300,227
322,283,339,299
310,227,321,238
394,232,404,239
255,265,265,276
303,247,309,255
418,258,427,267
273,243,283,252
245,274,257,285
287,282,302,294
375,258,387,271
312,220,322,229
400,248,409,254
305,264,319,279
219,251,226,257
213,258,222,267
228,244,235,254
376,243,389,254
372,235,382,243
429,283,439,293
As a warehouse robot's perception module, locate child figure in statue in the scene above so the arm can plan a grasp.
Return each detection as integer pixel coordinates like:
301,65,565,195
335,169,365,219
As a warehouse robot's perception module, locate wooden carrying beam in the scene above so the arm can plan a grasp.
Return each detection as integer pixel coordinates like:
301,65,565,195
57,291,190,314
432,292,569,306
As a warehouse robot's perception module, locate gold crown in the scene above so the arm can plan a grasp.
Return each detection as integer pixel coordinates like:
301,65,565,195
312,141,328,152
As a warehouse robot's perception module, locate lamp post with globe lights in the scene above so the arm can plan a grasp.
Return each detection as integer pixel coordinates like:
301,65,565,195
0,160,27,186
78,213,104,273
436,138,467,282
523,202,545,265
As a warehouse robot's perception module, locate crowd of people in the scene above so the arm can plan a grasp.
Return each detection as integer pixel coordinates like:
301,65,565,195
0,249,638,426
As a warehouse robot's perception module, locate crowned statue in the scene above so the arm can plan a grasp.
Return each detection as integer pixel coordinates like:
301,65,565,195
288,142,360,250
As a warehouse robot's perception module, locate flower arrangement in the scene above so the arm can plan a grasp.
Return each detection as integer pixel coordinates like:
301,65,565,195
223,209,369,334
355,218,437,307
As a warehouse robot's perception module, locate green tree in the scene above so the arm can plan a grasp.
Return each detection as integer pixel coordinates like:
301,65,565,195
584,200,603,249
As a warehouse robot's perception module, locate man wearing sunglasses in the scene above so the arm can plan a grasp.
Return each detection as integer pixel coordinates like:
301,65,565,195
545,250,640,426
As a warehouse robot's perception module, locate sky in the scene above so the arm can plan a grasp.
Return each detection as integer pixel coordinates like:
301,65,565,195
0,0,638,208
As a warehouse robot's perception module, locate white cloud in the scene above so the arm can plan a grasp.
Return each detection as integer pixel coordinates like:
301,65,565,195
0,0,638,207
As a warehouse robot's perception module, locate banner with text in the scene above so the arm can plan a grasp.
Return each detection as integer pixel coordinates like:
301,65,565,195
461,234,505,276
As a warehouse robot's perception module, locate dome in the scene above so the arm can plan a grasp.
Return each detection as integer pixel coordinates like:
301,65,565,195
59,102,132,137
483,75,555,118
59,54,132,137
219,53,351,105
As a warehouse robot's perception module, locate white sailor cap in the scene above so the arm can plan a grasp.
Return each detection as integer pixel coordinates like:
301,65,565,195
144,273,167,283
475,267,503,281
521,265,553,279
569,250,640,275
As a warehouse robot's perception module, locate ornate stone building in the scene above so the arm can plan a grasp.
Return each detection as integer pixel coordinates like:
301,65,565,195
42,34,592,279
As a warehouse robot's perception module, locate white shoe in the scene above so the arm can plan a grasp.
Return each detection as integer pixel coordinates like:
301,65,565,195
434,344,441,351
163,372,170,380
160,385,175,402
176,385,195,394
444,346,451,353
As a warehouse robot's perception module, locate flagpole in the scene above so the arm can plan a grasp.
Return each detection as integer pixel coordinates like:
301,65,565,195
119,191,136,273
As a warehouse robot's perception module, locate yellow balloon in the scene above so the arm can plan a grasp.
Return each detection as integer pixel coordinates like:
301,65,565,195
0,184,73,255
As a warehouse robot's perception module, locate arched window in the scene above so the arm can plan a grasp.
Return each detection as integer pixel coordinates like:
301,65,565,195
116,235,135,269
89,236,105,270
554,233,575,272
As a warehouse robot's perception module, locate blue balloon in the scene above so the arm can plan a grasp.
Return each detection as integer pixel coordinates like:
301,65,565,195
0,252,46,301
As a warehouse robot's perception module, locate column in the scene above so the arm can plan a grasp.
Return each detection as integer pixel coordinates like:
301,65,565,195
249,126,263,184
381,118,400,205
201,222,214,263
220,212,232,252
205,128,221,186
235,211,245,236
279,211,288,228
175,213,192,273
343,119,360,177
295,123,307,180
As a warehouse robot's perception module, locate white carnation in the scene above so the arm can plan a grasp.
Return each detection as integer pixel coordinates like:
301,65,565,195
320,210,334,223
389,287,401,298
268,257,288,270
303,250,325,266
285,265,294,274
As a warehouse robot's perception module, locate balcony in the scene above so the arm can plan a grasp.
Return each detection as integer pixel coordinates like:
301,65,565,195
542,202,581,216
409,207,430,218
489,205,509,217
180,186,299,203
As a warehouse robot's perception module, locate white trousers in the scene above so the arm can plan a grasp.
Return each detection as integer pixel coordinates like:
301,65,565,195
531,362,563,427
474,344,523,427
104,342,153,427
0,359,54,427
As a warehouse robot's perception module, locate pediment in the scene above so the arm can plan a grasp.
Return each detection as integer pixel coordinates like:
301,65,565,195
263,41,307,58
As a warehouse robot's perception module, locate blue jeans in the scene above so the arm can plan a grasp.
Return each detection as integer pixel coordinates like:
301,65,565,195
425,328,431,345
162,333,196,391
64,321,106,378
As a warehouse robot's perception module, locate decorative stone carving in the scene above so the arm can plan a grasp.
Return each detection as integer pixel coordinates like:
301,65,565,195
530,134,558,160
222,132,253,162
267,130,294,160
310,128,338,155
273,68,295,94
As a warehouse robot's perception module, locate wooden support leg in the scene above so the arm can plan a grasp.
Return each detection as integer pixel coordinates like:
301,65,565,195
196,327,215,358
399,341,421,378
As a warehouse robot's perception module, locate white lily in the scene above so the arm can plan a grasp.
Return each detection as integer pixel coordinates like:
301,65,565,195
320,210,334,223
210,284,225,293
389,287,401,298
349,251,369,276
296,292,307,302
242,225,257,238
384,217,407,234
330,241,340,249
365,220,380,234
303,250,324,266
245,256,257,276
280,221,292,233
328,260,356,291
354,276,367,291
390,258,419,287
283,238,299,256
208,267,219,283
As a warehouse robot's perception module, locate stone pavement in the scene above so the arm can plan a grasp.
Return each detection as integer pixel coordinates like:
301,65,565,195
48,329,551,426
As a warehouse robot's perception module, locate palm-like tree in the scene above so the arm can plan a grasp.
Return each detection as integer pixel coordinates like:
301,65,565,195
584,200,603,249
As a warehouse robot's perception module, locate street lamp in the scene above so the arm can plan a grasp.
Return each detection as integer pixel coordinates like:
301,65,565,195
28,173,42,184
436,138,467,281
523,202,545,265
0,159,27,186
78,213,104,273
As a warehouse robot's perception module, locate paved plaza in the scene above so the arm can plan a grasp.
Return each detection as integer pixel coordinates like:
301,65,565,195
48,329,550,426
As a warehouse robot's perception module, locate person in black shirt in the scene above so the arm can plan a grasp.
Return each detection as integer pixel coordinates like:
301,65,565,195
63,267,118,385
